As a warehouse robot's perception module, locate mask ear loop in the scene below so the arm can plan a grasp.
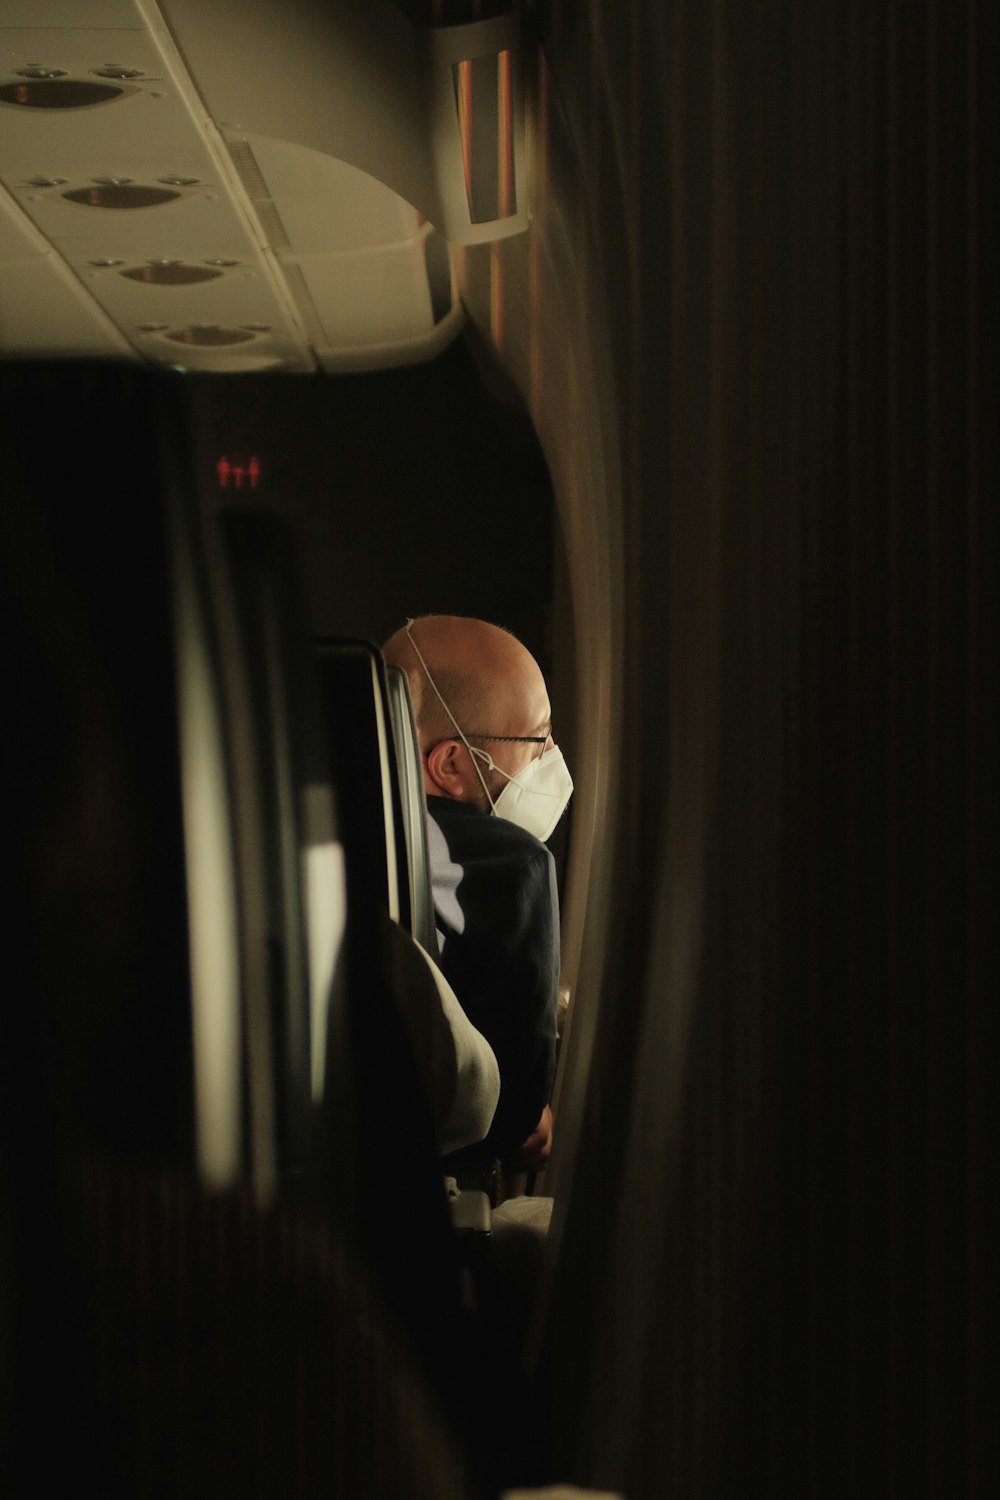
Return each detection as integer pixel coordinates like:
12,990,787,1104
404,619,497,812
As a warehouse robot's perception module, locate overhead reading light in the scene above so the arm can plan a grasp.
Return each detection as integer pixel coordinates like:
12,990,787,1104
121,262,223,285
62,184,181,209
0,79,127,109
166,326,256,347
93,65,145,80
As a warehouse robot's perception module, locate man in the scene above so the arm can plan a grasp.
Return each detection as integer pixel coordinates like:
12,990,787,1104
382,615,573,1176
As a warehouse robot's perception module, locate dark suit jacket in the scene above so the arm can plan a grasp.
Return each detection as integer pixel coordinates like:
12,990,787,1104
426,796,559,1166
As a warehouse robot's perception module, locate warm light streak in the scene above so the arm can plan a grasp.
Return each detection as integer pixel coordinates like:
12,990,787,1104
457,58,473,216
498,49,514,218
303,824,347,1104
173,542,241,1190
370,665,401,923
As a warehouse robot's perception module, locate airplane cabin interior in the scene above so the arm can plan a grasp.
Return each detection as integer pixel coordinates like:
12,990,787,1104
2,3,994,1498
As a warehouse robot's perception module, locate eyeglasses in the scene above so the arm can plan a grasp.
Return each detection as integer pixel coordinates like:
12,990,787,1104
465,733,549,744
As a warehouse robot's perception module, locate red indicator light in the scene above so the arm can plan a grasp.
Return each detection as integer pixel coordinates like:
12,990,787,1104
216,454,262,491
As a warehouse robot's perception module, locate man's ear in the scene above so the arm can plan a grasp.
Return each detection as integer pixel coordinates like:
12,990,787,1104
425,738,468,799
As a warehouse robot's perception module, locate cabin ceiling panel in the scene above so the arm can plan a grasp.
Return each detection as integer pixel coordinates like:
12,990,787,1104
158,0,438,224
0,2,141,25
11,190,257,256
81,262,283,323
1,38,239,209
2,104,213,188
0,0,468,368
0,185,39,259
0,185,129,357
0,256,132,357
0,29,161,103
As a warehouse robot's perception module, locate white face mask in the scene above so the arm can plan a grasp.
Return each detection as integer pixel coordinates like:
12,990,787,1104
468,743,574,843
404,619,573,843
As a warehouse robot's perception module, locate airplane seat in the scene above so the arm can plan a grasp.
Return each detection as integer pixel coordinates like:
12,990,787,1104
385,662,439,955
219,510,354,1193
314,640,412,924
312,637,548,1490
314,639,499,1154
374,653,551,1344
312,640,458,1133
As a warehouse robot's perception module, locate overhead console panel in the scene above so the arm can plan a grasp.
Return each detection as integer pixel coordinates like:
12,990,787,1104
0,0,528,372
157,0,527,246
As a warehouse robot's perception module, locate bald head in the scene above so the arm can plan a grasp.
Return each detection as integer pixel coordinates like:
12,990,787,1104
383,615,550,744
382,615,552,804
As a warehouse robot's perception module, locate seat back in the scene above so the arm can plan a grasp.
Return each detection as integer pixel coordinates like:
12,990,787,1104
313,639,412,933
221,510,353,1192
385,662,438,955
